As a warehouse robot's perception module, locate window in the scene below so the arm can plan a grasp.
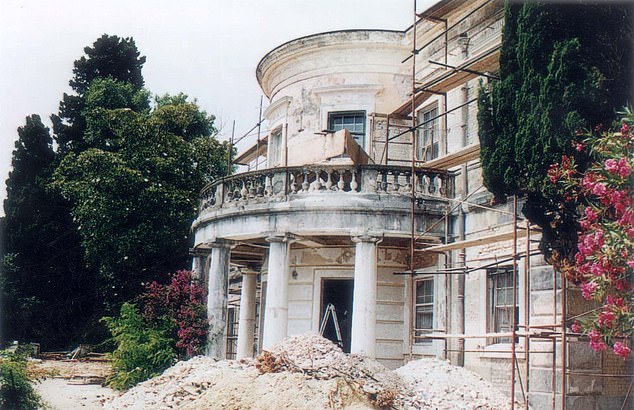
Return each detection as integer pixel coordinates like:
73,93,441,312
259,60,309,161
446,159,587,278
488,268,519,344
417,105,439,161
328,111,366,147
414,278,434,344
225,306,238,359
268,128,282,166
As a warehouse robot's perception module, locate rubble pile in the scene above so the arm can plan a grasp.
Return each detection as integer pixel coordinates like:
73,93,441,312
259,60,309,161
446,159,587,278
106,334,518,409
396,358,521,409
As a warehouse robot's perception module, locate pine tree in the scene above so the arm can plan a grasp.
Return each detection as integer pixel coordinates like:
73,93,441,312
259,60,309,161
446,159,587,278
52,35,146,154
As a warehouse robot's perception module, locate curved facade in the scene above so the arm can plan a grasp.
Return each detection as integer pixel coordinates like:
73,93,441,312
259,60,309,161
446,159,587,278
193,28,451,366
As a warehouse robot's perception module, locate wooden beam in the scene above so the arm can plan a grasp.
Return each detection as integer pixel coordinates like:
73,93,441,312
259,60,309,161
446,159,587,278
419,225,538,253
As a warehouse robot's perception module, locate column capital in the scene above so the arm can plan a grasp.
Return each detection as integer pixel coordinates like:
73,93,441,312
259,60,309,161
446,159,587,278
205,238,235,249
265,232,295,244
351,231,383,244
239,268,259,276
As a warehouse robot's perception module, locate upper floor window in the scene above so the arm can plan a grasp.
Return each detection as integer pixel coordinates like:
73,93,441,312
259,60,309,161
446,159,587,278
488,267,518,344
417,105,439,161
414,277,434,344
268,128,283,167
328,111,366,147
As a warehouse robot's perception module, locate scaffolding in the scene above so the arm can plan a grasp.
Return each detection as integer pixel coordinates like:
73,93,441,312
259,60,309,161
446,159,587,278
386,1,632,410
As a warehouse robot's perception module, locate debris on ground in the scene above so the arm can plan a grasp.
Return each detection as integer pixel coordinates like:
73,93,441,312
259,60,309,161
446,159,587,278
30,353,119,409
106,333,523,409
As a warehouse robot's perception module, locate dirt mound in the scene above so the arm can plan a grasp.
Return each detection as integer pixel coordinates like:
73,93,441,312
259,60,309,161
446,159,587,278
106,333,516,409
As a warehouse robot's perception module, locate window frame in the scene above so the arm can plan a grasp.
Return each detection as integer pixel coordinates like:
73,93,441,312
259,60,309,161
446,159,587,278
413,277,434,345
416,103,440,161
327,110,366,147
487,267,519,344
268,127,283,167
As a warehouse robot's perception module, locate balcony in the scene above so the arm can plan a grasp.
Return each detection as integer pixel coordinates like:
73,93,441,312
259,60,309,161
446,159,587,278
192,164,453,242
199,164,452,212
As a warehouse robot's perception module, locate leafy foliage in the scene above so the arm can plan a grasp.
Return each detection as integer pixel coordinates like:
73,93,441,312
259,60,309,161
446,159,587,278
140,270,208,357
549,110,633,358
102,270,206,390
102,303,175,391
0,346,43,409
478,2,633,258
51,81,229,310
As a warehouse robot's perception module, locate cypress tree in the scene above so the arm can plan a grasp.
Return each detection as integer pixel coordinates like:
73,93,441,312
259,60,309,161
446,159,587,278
478,2,633,258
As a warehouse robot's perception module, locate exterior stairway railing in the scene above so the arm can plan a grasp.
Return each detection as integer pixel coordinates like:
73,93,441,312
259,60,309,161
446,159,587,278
199,164,453,214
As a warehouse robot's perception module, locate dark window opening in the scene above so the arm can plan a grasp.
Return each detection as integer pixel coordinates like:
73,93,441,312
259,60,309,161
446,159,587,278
320,278,354,353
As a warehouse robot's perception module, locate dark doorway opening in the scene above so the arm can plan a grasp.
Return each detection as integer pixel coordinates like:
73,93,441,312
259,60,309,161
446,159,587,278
320,279,354,353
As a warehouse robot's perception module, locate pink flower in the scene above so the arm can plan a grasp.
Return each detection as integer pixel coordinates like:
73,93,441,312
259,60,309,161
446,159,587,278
590,339,608,352
627,260,634,270
597,311,616,328
590,262,605,276
617,158,632,178
571,322,581,333
584,207,599,222
582,172,598,191
591,182,607,196
613,342,631,359
605,158,619,173
621,122,631,136
581,281,599,300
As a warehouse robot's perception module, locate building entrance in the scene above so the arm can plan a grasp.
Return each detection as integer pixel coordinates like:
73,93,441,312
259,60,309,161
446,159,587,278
320,279,354,353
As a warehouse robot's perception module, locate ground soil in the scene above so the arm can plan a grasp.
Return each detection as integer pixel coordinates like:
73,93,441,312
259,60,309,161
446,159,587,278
30,355,119,409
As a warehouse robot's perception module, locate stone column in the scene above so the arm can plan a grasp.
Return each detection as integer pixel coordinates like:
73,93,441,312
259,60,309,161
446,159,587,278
189,248,209,284
262,233,294,350
351,233,381,357
206,239,233,358
236,270,258,359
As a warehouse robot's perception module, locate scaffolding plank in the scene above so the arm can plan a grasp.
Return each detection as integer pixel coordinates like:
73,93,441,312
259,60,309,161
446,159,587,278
419,225,529,253
420,143,480,169
234,135,269,165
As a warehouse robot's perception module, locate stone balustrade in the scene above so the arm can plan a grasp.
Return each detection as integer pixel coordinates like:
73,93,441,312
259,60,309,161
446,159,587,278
199,164,453,214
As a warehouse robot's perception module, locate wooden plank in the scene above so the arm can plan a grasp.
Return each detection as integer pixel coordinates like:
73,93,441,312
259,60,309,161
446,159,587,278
421,143,480,169
419,226,528,253
234,135,269,165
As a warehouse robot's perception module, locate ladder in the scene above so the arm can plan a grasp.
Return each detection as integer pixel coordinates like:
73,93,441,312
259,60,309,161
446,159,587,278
319,303,343,348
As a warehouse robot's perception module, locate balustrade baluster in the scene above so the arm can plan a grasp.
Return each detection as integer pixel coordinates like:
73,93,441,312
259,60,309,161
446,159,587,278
350,169,358,192
289,172,298,194
264,174,273,196
326,169,333,190
393,171,400,192
405,171,412,193
337,170,346,191
301,170,310,192
313,169,322,191
241,180,248,200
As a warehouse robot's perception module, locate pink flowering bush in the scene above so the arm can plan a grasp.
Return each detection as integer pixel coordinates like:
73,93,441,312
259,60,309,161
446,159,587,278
549,109,633,359
140,270,208,357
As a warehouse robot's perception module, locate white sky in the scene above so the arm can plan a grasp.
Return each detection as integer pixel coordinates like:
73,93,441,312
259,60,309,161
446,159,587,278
0,0,438,211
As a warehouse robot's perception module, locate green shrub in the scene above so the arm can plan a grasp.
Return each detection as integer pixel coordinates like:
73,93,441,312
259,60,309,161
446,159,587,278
0,346,42,410
101,303,176,391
